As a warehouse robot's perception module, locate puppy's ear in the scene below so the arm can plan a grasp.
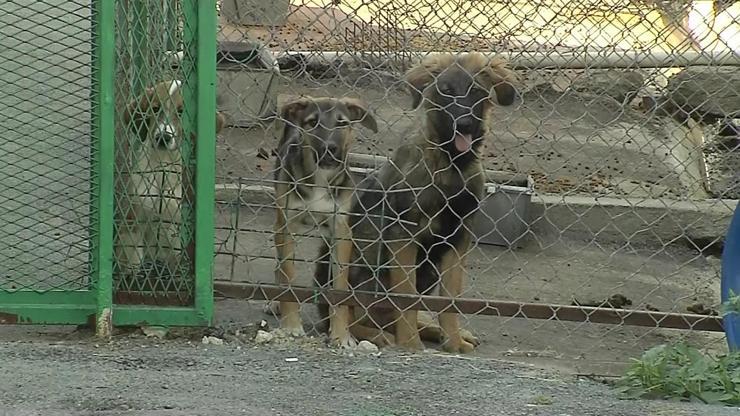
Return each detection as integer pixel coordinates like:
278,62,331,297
124,87,159,141
404,58,442,109
341,97,378,133
215,111,226,134
279,98,311,125
277,98,311,150
475,57,518,106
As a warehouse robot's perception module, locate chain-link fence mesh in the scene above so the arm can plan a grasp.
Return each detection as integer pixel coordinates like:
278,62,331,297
212,0,739,366
112,0,198,306
0,1,92,292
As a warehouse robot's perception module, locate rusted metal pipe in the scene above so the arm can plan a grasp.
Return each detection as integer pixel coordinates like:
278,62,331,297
213,281,724,332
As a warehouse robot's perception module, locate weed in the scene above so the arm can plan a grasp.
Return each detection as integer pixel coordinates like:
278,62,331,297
721,289,740,316
616,343,740,406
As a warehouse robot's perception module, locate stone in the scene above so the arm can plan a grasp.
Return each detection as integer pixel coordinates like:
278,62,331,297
665,67,740,120
201,336,224,346
141,326,169,339
254,330,273,344
571,70,644,104
356,340,379,353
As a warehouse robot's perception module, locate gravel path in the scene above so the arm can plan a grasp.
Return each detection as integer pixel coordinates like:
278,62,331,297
1,330,738,416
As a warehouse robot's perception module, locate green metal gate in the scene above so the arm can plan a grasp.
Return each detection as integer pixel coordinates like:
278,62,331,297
0,0,218,333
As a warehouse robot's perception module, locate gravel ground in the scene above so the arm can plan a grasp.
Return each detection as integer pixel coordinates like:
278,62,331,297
1,327,739,416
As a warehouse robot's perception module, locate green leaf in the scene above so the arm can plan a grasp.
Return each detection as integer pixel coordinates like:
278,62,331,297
698,391,728,404
614,342,740,407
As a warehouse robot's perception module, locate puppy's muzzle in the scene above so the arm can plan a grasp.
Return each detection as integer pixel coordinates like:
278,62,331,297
318,142,342,168
154,123,178,150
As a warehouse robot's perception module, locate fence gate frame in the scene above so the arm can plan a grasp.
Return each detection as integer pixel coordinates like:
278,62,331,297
0,0,219,334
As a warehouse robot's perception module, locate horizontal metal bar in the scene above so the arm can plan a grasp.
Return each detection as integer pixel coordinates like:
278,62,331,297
112,306,207,327
0,305,94,325
271,50,740,69
114,291,194,307
213,282,724,332
0,290,94,305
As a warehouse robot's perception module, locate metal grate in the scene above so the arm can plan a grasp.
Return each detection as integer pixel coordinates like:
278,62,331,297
0,1,92,292
112,0,196,306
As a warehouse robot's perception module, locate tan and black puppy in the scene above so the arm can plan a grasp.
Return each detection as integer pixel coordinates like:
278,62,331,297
315,53,518,353
270,96,377,347
116,80,225,282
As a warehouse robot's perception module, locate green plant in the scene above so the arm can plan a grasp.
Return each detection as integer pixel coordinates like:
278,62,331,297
616,343,740,405
721,289,740,316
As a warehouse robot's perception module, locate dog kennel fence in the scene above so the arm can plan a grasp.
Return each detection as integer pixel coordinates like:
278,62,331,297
0,0,219,331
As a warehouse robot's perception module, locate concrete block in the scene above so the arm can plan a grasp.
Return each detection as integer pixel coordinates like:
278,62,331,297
216,41,279,128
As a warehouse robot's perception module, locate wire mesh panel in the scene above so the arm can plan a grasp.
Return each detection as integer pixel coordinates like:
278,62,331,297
113,0,194,306
212,0,737,367
112,0,218,325
0,1,91,291
0,0,96,324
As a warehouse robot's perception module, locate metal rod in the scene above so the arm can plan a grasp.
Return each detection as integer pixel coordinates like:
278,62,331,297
91,0,116,339
270,49,740,69
181,0,198,312
213,282,724,332
193,0,218,325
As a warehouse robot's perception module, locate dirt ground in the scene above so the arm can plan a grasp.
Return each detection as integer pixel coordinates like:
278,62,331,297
1,324,738,416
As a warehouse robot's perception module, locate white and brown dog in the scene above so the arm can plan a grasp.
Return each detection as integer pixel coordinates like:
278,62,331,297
116,80,225,284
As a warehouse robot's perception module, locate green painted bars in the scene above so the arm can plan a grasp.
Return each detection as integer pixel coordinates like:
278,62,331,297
0,0,219,332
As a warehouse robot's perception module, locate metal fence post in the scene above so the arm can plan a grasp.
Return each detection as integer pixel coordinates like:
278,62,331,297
91,0,116,337
194,0,218,325
181,0,217,324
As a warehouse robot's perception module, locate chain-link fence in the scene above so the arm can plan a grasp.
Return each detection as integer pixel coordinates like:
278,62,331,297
1,0,737,368
212,0,739,367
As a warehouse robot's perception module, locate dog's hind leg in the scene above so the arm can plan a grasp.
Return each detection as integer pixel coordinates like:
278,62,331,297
274,207,305,337
388,241,424,351
438,239,476,353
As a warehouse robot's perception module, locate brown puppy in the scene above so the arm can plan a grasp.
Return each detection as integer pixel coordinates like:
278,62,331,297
270,96,377,347
315,53,518,353
116,80,225,283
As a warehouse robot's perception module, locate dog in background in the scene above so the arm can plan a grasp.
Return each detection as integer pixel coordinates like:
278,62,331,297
116,80,225,284
270,96,377,347
315,53,517,352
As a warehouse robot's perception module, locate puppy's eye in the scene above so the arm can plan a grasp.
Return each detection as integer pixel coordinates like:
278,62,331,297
438,84,454,96
303,116,318,127
336,117,350,127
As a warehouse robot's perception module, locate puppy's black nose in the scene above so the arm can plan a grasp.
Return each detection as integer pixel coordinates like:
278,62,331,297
154,133,175,149
326,143,339,157
455,118,473,133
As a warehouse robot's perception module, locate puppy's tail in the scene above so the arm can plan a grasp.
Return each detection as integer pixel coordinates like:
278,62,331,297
313,241,332,333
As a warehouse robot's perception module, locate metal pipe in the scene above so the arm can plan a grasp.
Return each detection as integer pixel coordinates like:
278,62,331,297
193,0,219,325
214,282,724,332
91,0,116,339
271,49,740,69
